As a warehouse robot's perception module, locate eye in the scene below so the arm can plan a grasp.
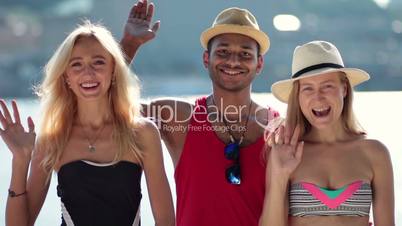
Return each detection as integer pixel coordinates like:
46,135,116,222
70,61,82,68
216,49,230,57
301,86,313,92
323,84,334,89
240,51,252,58
94,60,106,65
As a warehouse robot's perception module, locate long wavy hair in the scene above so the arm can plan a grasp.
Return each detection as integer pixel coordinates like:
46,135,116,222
35,21,143,176
286,72,365,139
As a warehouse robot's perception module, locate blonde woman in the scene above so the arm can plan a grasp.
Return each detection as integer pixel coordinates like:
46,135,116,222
0,21,174,226
260,41,394,226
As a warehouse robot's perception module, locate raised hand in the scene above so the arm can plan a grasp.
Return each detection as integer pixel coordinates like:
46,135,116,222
123,0,160,46
268,124,304,178
0,100,35,161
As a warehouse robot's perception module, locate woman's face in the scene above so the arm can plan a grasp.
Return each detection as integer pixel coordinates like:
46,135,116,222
65,36,114,101
298,72,347,130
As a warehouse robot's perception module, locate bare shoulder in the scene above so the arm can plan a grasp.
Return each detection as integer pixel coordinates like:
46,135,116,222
134,117,161,140
360,138,391,162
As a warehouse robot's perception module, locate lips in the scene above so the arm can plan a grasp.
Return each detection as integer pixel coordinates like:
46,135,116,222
80,81,100,90
219,67,246,77
312,106,331,117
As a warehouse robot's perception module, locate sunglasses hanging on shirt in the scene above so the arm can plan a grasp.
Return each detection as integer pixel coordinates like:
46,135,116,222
212,97,252,185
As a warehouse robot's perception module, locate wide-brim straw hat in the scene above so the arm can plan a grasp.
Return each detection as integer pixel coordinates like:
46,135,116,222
271,40,370,103
200,7,270,55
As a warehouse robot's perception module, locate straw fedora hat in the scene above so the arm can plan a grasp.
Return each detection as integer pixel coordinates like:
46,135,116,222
200,7,270,55
271,40,370,103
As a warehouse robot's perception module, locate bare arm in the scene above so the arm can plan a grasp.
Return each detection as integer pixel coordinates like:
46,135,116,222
121,0,160,64
136,118,175,226
369,140,395,226
260,168,289,226
1,100,49,226
259,125,303,226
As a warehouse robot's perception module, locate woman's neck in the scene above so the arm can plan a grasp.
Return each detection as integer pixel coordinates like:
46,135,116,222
76,97,112,127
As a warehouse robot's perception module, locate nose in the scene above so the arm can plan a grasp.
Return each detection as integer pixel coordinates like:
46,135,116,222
226,53,240,67
313,89,326,100
84,65,96,76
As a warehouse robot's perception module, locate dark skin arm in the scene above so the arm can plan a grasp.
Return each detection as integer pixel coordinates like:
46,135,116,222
121,0,160,64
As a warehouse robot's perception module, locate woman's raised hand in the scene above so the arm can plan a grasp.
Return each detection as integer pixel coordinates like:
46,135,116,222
0,100,35,161
268,124,304,178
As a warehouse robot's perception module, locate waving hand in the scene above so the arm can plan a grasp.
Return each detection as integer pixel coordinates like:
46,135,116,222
124,0,160,46
0,100,35,161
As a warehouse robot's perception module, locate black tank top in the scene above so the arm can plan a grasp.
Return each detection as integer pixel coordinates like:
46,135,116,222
57,160,142,226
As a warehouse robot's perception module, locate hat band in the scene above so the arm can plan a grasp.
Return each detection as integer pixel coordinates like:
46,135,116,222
292,63,344,79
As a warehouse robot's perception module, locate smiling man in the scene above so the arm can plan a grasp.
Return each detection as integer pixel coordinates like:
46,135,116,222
121,2,279,226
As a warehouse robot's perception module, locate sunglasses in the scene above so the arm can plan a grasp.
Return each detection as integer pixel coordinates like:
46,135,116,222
224,142,241,185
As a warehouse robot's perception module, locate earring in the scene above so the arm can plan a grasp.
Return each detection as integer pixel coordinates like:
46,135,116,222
111,77,116,85
66,79,71,89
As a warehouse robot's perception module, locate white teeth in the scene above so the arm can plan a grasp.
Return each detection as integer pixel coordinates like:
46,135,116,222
81,82,98,88
223,69,242,75
313,107,330,112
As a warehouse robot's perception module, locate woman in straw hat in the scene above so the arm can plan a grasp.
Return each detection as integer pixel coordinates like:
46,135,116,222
0,21,174,226
260,40,394,226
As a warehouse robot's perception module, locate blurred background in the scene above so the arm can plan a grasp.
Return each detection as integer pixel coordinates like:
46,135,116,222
0,0,401,97
0,0,401,225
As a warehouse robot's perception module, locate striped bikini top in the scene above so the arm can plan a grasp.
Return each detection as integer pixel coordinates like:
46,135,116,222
289,180,372,217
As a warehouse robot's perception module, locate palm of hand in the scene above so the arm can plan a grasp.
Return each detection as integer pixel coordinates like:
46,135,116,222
267,125,304,177
124,18,156,44
0,100,35,159
1,123,35,157
124,0,159,45
271,144,301,176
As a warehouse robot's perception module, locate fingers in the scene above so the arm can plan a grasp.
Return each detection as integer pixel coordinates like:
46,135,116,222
0,100,33,133
128,3,137,18
267,130,275,147
284,121,291,145
151,20,160,33
129,0,145,19
28,116,35,134
295,141,304,161
134,0,147,19
12,100,21,124
0,99,12,123
276,125,284,145
146,2,154,22
132,1,144,19
139,0,147,18
290,124,301,146
0,105,7,130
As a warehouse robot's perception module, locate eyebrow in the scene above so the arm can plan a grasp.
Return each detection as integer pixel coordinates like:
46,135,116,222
300,79,336,86
216,43,254,50
69,55,106,63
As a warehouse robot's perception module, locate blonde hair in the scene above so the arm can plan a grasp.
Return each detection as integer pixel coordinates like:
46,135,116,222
35,21,143,175
286,72,365,138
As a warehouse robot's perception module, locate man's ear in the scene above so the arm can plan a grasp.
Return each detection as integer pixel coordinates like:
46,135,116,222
203,51,209,68
256,55,264,75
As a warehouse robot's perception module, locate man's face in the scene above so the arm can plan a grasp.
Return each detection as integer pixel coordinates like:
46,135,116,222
203,34,264,92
